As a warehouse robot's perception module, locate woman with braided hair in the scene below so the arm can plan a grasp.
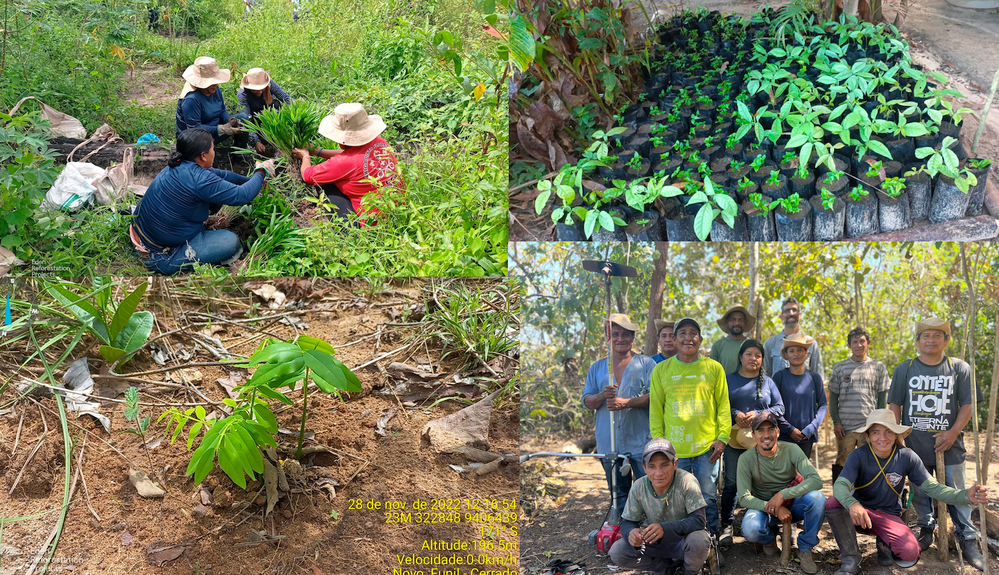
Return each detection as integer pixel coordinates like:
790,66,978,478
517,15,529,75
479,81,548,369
772,332,827,460
719,338,787,545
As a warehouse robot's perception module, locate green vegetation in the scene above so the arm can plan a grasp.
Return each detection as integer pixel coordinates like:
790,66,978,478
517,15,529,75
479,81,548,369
2,0,507,276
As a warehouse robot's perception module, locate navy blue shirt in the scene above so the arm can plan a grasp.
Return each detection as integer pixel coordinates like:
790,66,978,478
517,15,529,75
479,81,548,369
840,445,929,515
726,372,785,425
133,161,264,248
176,89,232,139
651,353,667,364
772,369,827,443
237,81,293,146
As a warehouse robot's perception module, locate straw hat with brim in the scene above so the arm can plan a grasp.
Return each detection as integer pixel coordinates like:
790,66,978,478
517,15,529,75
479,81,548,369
654,319,675,334
182,57,231,89
607,313,640,333
853,409,911,445
780,332,815,358
729,425,756,449
916,317,951,339
717,305,757,334
240,68,271,90
318,103,387,146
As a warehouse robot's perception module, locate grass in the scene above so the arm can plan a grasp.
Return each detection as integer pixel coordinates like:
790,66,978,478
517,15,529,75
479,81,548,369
2,0,506,276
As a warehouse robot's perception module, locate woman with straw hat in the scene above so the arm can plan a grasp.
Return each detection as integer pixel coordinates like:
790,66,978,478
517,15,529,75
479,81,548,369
292,103,405,224
176,56,244,143
237,68,294,154
825,409,989,575
719,338,786,546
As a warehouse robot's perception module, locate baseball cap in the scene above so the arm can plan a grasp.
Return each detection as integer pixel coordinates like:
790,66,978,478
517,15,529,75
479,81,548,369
642,438,678,465
674,317,700,335
751,412,778,431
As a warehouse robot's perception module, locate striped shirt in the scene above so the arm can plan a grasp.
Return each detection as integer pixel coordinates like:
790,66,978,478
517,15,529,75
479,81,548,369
828,357,890,432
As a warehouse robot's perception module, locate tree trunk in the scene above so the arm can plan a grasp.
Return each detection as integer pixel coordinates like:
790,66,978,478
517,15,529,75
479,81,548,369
984,312,999,481
643,242,670,356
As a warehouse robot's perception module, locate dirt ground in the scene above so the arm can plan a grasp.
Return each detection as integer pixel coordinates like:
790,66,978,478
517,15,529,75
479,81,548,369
122,63,179,108
0,278,520,574
520,434,999,575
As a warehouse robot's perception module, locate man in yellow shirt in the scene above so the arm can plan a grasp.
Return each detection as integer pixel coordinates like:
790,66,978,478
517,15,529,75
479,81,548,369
650,317,730,536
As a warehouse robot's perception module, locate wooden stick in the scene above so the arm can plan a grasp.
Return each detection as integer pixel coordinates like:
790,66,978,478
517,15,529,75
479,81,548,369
937,450,950,562
983,312,999,482
780,522,792,566
965,290,990,575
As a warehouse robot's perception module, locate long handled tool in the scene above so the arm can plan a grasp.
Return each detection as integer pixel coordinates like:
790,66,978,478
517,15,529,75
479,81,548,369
582,259,638,525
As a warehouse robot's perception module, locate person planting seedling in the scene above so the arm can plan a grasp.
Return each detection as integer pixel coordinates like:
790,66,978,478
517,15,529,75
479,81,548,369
237,68,295,154
293,103,405,225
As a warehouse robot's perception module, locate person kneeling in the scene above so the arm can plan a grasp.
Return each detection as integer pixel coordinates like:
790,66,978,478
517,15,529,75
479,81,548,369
826,409,989,575
737,412,825,574
609,438,712,575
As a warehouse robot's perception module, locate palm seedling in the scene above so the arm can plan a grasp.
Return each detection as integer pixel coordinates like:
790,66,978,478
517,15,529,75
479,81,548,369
245,101,325,177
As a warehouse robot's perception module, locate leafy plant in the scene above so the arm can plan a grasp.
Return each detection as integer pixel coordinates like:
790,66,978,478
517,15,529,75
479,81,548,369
866,160,883,179
766,170,781,186
687,177,739,241
730,159,745,171
121,387,153,471
776,192,802,214
626,152,643,170
968,158,992,169
820,187,836,210
904,165,925,177
824,169,845,183
781,151,796,165
161,336,362,488
915,137,978,193
244,100,325,160
793,164,809,181
748,192,773,214
726,133,738,150
738,176,755,192
650,136,665,147
848,185,869,201
881,176,906,198
45,279,153,367
750,154,767,172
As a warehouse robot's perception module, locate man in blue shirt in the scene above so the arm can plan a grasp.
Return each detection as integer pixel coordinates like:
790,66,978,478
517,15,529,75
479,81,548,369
582,313,658,515
651,319,677,363
176,57,244,143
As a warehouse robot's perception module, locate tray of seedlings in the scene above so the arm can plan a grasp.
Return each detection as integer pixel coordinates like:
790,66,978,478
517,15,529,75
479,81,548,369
534,8,993,241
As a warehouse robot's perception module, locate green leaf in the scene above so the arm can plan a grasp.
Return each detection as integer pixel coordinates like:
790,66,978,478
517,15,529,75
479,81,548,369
113,311,153,355
304,350,362,392
583,209,598,238
47,285,110,344
187,422,203,450
534,189,551,214
693,204,714,241
109,282,147,343
901,123,929,137
99,345,127,364
597,210,614,232
248,342,303,366
252,402,278,433
866,140,893,160
509,14,535,72
217,436,248,488
295,335,336,356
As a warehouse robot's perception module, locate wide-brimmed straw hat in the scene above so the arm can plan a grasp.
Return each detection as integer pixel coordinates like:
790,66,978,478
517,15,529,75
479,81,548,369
182,57,231,89
915,317,951,339
317,103,386,146
729,425,756,449
780,332,815,358
240,68,271,90
717,305,756,334
606,313,640,333
654,319,675,334
853,409,911,444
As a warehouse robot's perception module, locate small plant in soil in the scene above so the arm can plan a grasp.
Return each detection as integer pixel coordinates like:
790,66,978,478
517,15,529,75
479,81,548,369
626,152,643,170
686,177,739,240
698,162,711,178
793,164,809,181
122,386,154,471
820,187,836,211
738,176,755,193
781,151,796,165
751,154,767,172
748,192,773,214
651,136,665,147
776,192,802,214
824,170,845,183
703,135,714,147
968,158,992,169
730,159,745,171
916,136,978,193
725,134,738,150
766,170,781,186
881,177,906,198
866,160,883,179
848,185,869,201
652,123,669,135
650,104,663,116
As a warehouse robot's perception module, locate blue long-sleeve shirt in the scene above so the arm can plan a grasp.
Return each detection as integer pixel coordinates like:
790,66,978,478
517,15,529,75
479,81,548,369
237,81,293,145
133,161,264,249
726,372,785,425
176,89,232,140
772,369,827,443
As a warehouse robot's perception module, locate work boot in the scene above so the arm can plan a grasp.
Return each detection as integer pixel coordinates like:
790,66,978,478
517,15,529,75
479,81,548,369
960,539,986,571
719,523,734,546
917,527,935,552
825,507,862,575
798,549,818,574
876,537,893,567
762,541,779,556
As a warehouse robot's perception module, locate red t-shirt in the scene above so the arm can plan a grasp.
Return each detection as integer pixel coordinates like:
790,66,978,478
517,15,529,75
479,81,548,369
301,136,405,221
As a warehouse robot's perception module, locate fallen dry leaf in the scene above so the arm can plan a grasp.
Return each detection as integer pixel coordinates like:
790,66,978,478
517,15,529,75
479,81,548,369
145,543,185,566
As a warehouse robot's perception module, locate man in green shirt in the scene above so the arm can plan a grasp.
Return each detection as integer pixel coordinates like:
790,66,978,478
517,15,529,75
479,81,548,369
609,438,713,575
710,305,755,374
651,317,730,535
737,412,825,574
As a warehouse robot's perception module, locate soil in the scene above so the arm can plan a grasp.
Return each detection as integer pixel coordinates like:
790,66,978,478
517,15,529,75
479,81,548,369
120,63,180,109
0,278,520,575
520,435,999,575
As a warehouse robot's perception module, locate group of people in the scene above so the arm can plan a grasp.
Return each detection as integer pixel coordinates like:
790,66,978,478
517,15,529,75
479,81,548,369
582,298,988,575
129,56,404,274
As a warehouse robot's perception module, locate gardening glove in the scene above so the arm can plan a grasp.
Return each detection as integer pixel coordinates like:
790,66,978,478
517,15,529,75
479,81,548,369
253,159,277,179
217,117,244,136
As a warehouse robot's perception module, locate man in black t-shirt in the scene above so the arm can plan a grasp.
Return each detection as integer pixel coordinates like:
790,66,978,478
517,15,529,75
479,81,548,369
825,410,988,575
887,317,985,570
